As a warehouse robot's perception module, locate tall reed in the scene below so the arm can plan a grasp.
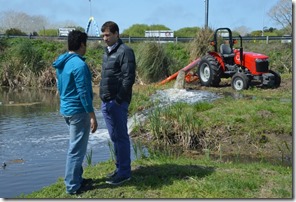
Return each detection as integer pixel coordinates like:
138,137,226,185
132,140,147,160
146,102,211,150
107,140,116,162
136,42,171,83
85,149,93,166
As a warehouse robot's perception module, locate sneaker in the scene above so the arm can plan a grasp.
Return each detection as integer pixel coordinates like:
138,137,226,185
81,178,92,187
105,175,131,185
68,189,81,195
68,187,83,195
67,178,92,195
106,170,118,178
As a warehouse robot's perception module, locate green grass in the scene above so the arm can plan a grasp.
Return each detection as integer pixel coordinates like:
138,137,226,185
136,90,292,159
132,74,292,161
19,155,292,199
17,74,293,199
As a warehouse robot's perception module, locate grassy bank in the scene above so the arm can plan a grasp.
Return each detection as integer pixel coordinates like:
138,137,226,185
20,155,292,199
18,74,292,199
130,73,292,163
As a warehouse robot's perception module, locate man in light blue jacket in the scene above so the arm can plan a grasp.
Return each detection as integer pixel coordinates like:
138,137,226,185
52,30,97,195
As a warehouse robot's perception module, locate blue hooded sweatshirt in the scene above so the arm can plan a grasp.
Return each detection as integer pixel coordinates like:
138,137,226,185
52,52,94,116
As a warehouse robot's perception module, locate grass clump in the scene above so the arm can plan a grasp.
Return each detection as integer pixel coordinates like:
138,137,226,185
136,42,171,84
142,96,292,161
189,28,214,61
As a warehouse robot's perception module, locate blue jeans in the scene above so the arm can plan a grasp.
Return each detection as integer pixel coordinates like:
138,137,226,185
101,100,131,178
64,112,90,194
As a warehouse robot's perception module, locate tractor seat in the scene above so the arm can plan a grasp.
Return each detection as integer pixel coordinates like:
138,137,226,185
220,44,235,58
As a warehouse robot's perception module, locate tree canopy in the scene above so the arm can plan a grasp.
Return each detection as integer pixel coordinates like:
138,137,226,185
174,27,200,37
268,0,292,35
121,24,170,37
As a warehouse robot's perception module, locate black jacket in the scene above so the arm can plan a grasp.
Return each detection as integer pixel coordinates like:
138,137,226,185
99,39,136,104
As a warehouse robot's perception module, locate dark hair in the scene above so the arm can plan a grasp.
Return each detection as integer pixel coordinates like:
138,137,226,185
101,21,119,34
68,30,88,51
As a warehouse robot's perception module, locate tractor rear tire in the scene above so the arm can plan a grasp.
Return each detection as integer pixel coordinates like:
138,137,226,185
231,72,249,91
197,55,221,87
269,70,281,88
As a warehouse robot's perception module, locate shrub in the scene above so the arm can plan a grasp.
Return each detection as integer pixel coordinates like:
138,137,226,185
5,28,27,36
136,42,171,83
14,39,45,74
189,28,214,61
164,43,190,74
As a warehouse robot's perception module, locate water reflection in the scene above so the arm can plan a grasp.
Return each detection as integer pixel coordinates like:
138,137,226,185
0,87,59,117
0,87,102,117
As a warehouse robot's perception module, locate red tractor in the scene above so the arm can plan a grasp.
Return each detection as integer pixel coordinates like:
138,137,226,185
197,28,281,90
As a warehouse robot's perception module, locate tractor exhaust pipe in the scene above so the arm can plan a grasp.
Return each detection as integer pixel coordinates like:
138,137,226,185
239,35,244,68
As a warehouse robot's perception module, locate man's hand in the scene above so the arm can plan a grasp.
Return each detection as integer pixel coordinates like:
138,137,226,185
89,112,98,133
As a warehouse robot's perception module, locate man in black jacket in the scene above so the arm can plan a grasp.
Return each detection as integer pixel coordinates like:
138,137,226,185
100,21,136,185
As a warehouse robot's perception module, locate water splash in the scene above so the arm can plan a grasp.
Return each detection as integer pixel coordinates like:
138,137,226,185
151,88,220,106
89,129,110,145
128,88,221,133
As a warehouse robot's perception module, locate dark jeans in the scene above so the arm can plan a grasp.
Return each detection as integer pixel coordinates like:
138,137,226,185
101,100,131,177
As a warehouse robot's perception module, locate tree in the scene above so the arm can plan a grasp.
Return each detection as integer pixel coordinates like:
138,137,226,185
174,27,200,37
0,11,82,36
122,24,170,37
73,26,85,32
249,30,263,37
233,26,250,36
5,28,27,36
122,24,150,37
268,0,292,34
38,29,58,37
267,27,277,32
0,11,49,34
148,24,170,30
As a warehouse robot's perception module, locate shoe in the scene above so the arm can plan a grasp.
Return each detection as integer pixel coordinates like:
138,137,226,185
106,175,131,185
81,178,92,187
106,170,118,178
68,188,83,195
67,178,92,195
68,191,81,195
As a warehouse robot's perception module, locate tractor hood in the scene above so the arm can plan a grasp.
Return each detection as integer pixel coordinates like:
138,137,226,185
234,49,269,63
234,50,269,75
242,52,269,60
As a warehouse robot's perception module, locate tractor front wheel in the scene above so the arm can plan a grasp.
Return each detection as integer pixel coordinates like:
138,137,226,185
231,72,249,91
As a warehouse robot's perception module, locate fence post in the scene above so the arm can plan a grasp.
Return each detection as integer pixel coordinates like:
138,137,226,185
266,36,269,44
